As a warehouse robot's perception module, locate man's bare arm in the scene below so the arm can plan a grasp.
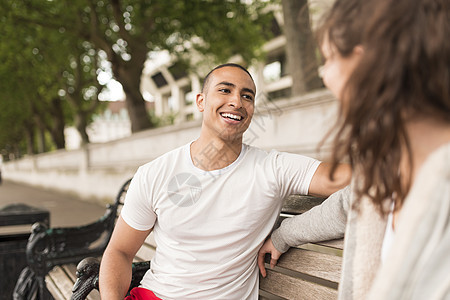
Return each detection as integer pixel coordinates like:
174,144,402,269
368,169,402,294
308,162,351,197
99,216,152,299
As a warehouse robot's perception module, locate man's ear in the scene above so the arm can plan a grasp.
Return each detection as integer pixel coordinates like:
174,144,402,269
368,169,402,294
196,93,205,112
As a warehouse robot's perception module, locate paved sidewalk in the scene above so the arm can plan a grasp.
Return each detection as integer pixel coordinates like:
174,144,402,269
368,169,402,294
0,180,107,228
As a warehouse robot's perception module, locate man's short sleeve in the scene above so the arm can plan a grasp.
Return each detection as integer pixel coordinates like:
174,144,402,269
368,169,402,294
273,151,321,196
120,167,157,231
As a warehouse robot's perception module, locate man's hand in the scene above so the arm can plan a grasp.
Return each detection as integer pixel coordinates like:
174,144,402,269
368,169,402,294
257,238,282,278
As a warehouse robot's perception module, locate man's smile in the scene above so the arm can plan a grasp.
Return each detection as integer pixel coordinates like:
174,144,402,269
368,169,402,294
220,112,243,122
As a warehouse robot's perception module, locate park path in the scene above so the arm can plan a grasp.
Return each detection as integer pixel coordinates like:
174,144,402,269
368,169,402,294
0,180,106,228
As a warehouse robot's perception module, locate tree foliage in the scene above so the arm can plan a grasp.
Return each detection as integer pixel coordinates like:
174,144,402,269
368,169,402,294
0,5,67,157
0,0,107,158
78,0,270,132
0,0,270,159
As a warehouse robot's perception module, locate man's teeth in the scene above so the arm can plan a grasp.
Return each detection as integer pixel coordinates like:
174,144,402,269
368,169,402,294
221,113,242,120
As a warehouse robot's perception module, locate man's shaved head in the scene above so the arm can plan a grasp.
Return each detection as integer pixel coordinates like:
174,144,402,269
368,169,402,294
201,63,255,94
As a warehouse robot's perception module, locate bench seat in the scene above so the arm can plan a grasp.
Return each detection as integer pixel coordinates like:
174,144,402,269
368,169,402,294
259,239,342,299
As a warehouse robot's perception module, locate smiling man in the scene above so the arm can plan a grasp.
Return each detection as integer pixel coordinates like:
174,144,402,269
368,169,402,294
99,63,351,300
191,64,255,172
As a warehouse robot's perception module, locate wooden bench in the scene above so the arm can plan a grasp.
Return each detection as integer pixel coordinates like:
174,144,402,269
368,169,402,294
46,194,343,300
72,195,342,300
16,178,132,300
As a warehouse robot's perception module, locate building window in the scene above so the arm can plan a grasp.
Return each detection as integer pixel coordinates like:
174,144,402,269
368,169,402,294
270,16,282,37
169,62,188,80
264,51,288,82
151,72,168,88
263,61,281,83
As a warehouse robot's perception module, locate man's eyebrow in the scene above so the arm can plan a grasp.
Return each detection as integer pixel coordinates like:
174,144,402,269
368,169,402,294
215,81,235,88
242,87,255,96
215,81,255,96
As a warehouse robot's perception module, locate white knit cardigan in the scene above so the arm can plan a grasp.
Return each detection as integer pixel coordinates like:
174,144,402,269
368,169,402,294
272,142,450,299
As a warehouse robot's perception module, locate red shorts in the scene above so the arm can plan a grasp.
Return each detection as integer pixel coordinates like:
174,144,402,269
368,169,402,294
124,287,162,300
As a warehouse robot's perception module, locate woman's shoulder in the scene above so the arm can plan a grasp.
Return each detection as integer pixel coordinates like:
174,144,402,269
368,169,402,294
411,142,450,204
420,142,450,178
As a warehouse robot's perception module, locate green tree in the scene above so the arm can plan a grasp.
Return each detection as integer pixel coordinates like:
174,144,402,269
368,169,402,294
0,9,64,156
8,0,270,133
60,40,107,146
0,0,270,158
0,0,107,155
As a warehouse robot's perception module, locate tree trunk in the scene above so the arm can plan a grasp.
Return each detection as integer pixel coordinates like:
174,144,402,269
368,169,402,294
112,48,153,133
24,124,35,155
75,114,90,146
50,97,66,149
33,116,46,153
281,0,323,96
115,65,153,133
37,127,46,153
51,125,66,150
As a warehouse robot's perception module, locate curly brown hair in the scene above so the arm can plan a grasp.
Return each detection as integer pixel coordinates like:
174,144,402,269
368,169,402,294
321,0,450,213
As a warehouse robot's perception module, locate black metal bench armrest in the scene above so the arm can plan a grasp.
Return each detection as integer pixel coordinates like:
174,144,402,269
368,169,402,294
71,257,150,300
26,209,116,277
26,178,132,278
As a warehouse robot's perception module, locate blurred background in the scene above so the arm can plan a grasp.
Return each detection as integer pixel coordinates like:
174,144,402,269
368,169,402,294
0,0,338,204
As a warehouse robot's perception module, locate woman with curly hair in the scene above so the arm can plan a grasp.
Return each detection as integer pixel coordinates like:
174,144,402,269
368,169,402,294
259,0,450,298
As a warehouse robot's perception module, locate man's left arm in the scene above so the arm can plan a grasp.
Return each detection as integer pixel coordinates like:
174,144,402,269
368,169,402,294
308,162,351,197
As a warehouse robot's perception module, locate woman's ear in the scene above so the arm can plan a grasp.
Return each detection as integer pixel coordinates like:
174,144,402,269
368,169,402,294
354,45,364,56
196,93,205,112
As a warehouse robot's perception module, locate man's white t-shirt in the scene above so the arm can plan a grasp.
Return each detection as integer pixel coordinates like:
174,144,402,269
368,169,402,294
121,143,320,299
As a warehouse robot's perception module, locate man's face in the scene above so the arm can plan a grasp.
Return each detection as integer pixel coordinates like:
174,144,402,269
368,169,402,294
196,66,256,142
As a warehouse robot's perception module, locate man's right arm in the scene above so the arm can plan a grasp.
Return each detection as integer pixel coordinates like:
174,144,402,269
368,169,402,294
99,216,152,299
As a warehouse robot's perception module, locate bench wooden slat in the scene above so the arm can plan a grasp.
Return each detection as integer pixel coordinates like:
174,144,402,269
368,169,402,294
315,238,344,250
60,264,101,300
259,289,286,300
282,195,326,214
275,247,341,284
47,263,101,300
133,232,157,262
45,274,66,300
46,266,77,300
61,264,77,282
144,232,156,246
259,269,338,300
132,256,145,263
135,243,157,261
85,288,101,300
